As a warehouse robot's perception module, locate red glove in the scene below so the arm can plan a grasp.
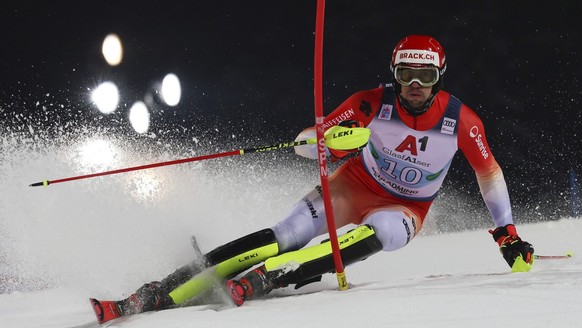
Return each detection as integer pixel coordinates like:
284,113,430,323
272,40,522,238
489,224,534,272
328,120,366,162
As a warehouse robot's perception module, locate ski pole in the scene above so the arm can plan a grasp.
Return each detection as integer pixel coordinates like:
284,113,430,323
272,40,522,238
29,125,370,187
533,251,573,260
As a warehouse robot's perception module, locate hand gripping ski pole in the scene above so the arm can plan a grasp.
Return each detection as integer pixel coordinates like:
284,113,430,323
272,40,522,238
29,125,370,187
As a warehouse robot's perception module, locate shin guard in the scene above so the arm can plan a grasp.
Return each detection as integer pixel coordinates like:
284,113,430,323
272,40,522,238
263,225,382,288
169,228,279,305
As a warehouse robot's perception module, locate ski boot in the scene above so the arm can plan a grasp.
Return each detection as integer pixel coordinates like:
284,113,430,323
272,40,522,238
90,282,174,324
226,265,282,306
119,281,174,314
90,298,122,324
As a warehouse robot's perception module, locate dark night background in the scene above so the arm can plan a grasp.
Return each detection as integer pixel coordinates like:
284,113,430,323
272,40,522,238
1,1,581,223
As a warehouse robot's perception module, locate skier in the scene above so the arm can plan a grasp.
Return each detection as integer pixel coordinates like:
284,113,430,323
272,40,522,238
91,35,534,324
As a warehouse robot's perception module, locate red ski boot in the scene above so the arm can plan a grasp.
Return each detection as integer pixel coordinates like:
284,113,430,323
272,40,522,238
226,265,279,306
89,298,122,324
90,281,174,324
226,280,247,306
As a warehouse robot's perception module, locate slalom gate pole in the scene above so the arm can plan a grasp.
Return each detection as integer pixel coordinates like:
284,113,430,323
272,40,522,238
313,0,348,290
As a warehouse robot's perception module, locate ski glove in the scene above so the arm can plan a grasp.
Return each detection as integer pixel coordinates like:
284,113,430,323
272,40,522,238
489,224,534,272
328,120,367,162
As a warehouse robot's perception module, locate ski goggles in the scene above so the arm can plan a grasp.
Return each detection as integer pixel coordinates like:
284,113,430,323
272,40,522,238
394,65,440,87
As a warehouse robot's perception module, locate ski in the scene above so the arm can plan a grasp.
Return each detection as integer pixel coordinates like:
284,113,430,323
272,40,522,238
191,235,203,258
89,266,231,324
89,298,123,324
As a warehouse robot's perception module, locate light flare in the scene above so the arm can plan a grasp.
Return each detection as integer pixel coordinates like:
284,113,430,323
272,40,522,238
102,34,124,66
125,171,166,204
75,139,120,172
91,82,119,114
161,73,181,106
129,101,150,134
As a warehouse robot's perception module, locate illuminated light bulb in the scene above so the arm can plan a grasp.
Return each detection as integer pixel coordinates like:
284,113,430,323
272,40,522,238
92,82,119,114
102,33,124,66
161,73,181,106
129,101,150,134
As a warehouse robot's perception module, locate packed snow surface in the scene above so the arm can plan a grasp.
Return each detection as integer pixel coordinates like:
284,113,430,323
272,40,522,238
1,131,580,328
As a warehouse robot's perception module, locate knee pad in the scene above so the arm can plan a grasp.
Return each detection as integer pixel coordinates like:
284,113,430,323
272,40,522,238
363,211,416,251
271,193,329,252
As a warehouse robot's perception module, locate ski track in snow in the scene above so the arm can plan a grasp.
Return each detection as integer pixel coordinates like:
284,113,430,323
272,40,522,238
1,219,581,328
